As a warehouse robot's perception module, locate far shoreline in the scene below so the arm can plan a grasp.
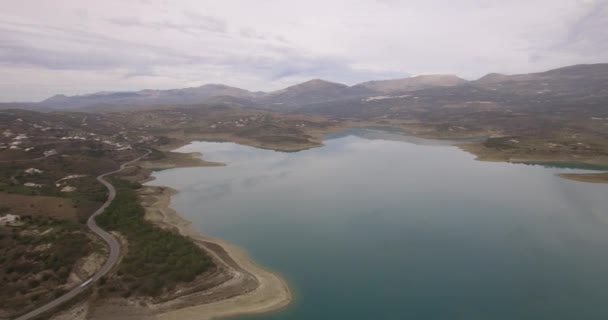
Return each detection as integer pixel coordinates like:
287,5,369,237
163,127,608,185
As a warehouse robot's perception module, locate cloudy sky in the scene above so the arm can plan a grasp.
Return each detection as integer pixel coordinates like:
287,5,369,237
0,0,607,101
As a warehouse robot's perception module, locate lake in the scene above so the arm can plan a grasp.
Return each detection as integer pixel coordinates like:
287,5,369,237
149,129,608,320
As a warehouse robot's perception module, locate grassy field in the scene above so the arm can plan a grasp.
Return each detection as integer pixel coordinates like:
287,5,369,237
0,192,83,220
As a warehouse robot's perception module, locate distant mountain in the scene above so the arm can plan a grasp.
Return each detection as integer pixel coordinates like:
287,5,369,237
473,63,608,96
355,74,467,93
28,63,608,114
297,63,608,119
256,79,375,110
474,73,511,84
39,84,262,110
476,63,608,84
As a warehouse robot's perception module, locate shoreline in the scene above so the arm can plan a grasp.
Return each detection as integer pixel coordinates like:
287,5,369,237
457,143,608,183
138,153,292,320
558,172,608,184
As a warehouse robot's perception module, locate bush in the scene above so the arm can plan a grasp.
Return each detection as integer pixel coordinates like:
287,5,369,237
28,279,40,288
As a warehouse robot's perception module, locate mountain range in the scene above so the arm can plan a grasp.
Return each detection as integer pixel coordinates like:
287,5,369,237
35,72,473,111
16,63,608,118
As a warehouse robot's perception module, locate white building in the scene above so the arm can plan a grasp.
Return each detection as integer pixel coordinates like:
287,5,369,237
25,168,43,174
0,214,20,226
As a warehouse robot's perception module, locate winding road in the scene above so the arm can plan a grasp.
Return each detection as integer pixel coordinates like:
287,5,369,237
13,149,151,320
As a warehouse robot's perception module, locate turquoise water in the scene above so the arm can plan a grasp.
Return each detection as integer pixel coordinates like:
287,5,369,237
150,130,608,320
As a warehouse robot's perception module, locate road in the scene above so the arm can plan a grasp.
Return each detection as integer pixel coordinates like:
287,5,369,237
13,149,151,320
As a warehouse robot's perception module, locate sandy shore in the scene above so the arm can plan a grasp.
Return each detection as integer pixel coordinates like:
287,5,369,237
559,172,608,184
140,173,291,320
458,143,608,184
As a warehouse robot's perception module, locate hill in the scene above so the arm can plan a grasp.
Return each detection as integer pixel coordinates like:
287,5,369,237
255,79,375,111
39,84,262,110
355,74,467,93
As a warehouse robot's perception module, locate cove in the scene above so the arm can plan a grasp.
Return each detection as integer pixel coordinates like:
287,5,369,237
149,129,608,320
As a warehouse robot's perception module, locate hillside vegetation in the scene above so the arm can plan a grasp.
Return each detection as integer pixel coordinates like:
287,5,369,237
0,216,94,317
96,179,213,297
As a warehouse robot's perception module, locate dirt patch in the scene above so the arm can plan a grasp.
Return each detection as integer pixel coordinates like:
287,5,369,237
49,300,89,320
86,299,154,320
0,192,80,220
67,251,106,285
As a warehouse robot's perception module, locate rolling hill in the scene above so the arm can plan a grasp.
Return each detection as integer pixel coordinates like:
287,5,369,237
21,63,608,119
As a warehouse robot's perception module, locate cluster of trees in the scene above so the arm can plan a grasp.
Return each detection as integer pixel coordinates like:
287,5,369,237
483,137,520,150
2,216,88,276
96,179,213,297
0,216,92,312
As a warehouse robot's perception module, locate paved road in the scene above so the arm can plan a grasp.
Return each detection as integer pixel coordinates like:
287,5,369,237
13,149,151,320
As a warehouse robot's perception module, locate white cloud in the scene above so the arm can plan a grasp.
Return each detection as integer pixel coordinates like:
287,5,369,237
0,0,606,101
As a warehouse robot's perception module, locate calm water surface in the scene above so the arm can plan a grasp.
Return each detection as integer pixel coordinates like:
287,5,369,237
149,129,608,320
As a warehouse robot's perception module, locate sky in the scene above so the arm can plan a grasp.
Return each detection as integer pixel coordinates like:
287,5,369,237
0,0,607,101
